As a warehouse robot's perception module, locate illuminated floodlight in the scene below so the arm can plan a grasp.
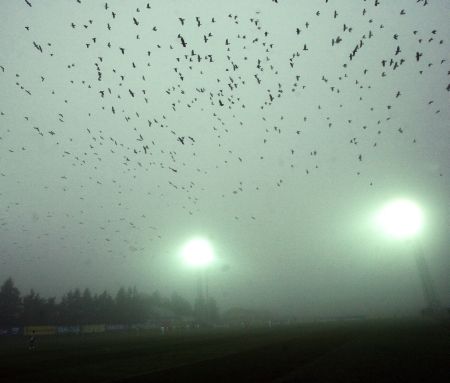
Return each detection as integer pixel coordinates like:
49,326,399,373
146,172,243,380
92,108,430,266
376,199,423,239
182,238,214,267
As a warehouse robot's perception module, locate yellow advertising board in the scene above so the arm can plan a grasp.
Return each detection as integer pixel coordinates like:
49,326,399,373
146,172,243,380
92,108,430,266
81,324,106,334
24,326,57,336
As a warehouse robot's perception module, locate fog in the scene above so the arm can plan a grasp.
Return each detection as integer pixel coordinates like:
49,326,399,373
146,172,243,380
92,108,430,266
1,0,449,319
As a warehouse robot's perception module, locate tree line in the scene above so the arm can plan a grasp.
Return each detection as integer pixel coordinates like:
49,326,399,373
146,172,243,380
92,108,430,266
0,277,218,326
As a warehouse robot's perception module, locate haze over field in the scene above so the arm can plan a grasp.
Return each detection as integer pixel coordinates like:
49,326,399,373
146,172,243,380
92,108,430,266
0,0,449,318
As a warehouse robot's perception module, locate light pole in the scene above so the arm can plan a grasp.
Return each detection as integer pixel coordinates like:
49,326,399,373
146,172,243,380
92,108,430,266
181,238,214,324
376,199,441,316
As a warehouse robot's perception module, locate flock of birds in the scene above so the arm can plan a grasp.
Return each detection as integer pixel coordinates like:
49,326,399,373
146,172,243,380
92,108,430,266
0,0,448,267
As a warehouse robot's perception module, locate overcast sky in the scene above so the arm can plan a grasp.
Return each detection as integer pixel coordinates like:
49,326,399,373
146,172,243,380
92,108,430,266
0,0,449,318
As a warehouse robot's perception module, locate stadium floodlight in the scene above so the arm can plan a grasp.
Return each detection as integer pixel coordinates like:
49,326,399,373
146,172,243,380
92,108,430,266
376,198,423,239
182,238,214,267
375,198,441,314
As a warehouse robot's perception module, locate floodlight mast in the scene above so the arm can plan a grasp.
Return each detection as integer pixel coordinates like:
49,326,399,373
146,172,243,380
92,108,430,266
377,199,441,316
182,238,214,324
412,243,441,313
196,269,204,300
194,265,210,325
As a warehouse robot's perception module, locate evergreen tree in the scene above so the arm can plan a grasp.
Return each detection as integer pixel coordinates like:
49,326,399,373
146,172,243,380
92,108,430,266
0,277,22,325
81,288,93,324
0,277,209,326
22,289,44,325
94,290,114,324
170,292,193,317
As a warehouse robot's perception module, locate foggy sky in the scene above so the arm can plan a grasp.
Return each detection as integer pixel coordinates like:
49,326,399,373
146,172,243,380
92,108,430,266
0,0,449,318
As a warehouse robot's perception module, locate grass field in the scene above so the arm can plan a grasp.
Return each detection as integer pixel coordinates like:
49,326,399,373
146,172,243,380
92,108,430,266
1,319,449,382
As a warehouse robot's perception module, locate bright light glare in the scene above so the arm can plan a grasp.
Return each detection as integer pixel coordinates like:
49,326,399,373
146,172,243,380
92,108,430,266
376,199,423,239
182,238,214,267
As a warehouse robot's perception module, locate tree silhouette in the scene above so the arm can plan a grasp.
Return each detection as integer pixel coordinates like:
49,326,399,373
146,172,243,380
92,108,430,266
0,278,22,325
0,277,218,326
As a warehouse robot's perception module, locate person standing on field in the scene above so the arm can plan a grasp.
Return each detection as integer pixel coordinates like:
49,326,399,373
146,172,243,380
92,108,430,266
28,330,36,351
